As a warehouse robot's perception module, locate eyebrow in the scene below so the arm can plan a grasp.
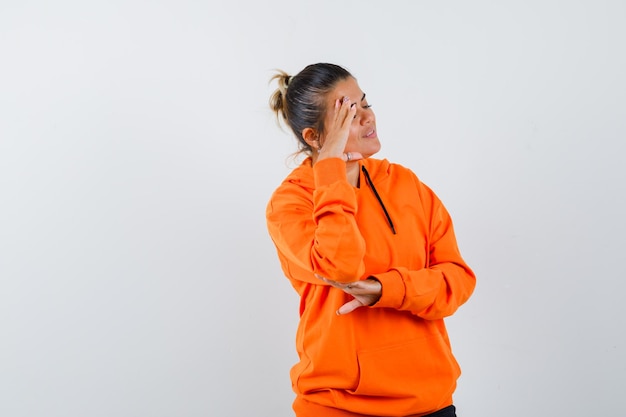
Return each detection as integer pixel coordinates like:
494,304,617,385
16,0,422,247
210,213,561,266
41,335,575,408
361,93,366,102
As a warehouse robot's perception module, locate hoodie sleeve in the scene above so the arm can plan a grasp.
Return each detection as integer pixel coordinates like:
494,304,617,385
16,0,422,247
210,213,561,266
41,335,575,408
371,183,476,320
266,158,367,284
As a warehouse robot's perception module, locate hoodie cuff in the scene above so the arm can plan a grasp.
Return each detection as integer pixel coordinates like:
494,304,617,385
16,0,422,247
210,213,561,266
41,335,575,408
371,269,405,309
313,158,347,188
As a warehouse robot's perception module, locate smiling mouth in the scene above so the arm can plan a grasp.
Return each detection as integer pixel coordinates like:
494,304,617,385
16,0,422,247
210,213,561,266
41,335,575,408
365,128,376,138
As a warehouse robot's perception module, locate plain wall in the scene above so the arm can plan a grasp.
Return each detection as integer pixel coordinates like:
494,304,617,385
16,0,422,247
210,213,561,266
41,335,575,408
1,1,624,416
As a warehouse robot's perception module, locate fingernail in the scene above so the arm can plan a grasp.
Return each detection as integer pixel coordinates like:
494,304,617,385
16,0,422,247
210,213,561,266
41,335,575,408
336,310,341,316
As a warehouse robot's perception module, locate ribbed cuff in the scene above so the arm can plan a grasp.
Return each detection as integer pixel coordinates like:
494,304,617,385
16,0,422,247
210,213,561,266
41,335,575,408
371,269,405,309
313,158,347,188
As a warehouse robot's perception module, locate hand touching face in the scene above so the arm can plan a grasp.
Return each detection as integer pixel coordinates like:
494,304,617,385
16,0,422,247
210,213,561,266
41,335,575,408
320,77,380,160
302,77,381,163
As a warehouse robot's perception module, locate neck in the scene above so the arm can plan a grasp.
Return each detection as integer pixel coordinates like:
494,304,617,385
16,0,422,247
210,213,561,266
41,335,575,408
345,161,360,187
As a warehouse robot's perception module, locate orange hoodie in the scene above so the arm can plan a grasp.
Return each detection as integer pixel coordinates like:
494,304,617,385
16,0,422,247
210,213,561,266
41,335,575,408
266,157,476,417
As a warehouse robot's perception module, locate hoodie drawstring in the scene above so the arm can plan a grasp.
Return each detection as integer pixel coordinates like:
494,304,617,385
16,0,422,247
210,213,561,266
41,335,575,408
361,165,397,235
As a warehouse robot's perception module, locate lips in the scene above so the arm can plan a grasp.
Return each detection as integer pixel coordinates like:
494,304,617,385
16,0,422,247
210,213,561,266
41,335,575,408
364,128,376,138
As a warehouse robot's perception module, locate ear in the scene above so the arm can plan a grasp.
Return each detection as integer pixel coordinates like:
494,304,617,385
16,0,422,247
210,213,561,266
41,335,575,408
302,127,320,151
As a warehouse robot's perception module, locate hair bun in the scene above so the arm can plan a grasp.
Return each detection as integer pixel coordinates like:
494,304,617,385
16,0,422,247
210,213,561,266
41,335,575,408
269,70,291,121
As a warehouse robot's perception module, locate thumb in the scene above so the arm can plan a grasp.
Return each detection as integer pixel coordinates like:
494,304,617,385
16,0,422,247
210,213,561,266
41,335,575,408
336,298,365,315
343,152,363,162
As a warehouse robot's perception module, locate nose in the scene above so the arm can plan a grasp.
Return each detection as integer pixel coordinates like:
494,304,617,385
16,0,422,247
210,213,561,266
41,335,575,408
359,108,374,125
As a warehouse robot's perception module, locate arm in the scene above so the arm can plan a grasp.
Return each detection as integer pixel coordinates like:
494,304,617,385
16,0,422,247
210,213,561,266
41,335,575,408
267,96,368,284
266,158,367,284
371,187,476,320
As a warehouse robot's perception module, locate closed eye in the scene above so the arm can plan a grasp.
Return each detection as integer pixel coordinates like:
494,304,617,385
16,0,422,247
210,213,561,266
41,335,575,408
360,93,372,109
353,104,373,119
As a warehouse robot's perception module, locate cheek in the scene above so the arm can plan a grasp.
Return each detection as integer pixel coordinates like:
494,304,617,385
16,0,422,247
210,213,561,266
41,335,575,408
349,123,361,140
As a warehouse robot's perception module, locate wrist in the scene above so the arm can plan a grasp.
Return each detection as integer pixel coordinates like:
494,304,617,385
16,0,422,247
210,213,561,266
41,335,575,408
366,277,382,306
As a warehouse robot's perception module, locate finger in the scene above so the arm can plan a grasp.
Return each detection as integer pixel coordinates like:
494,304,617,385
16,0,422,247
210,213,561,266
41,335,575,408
332,97,350,121
315,274,343,288
336,97,356,123
336,298,365,315
341,101,357,126
342,152,364,162
331,98,342,123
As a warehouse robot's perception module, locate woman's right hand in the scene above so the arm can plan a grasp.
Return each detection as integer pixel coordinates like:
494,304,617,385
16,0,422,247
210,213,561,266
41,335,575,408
316,274,382,315
317,96,363,163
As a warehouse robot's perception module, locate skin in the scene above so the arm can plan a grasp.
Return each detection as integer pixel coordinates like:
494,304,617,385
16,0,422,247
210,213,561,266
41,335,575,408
303,77,381,186
301,77,383,315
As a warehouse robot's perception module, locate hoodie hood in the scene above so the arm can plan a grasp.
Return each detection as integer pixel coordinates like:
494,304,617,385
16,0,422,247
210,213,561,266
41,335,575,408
284,157,393,191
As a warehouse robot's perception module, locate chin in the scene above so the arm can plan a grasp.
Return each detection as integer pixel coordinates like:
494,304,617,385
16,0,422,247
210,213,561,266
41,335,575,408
362,150,380,159
366,144,382,158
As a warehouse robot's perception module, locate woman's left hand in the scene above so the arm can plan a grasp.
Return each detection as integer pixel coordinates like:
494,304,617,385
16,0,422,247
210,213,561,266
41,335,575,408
316,275,382,315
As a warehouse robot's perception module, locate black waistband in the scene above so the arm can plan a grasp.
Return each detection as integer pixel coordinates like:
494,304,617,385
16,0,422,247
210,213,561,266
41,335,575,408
422,405,456,417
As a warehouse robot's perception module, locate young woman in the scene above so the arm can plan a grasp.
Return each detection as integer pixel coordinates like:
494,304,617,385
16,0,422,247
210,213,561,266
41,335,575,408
266,63,475,417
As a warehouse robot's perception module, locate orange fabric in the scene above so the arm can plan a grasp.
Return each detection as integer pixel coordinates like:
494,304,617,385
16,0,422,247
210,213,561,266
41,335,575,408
266,157,475,417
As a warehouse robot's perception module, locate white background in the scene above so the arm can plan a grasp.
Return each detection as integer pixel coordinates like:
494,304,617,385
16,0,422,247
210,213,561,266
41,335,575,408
1,1,625,416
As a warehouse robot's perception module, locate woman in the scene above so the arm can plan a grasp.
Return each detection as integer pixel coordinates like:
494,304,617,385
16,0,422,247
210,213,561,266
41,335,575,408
266,63,476,417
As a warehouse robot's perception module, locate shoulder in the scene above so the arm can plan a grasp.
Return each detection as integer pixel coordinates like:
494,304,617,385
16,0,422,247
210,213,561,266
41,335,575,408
267,158,314,211
273,158,314,190
364,158,441,202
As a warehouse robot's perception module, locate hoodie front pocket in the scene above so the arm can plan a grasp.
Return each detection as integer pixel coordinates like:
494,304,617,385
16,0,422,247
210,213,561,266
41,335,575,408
349,336,459,399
